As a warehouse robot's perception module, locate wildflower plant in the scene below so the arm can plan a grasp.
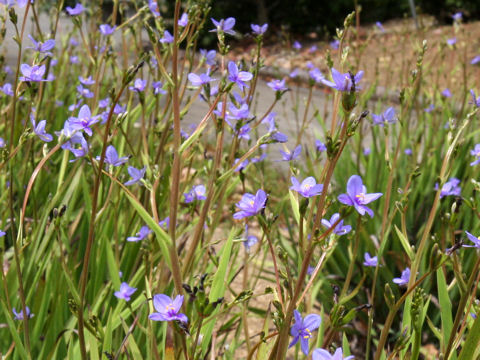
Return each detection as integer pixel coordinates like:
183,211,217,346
1,3,480,360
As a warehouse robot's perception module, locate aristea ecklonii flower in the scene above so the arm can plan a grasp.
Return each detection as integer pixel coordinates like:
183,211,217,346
279,145,301,161
127,225,152,242
19,64,49,82
470,144,480,166
233,189,267,219
290,176,323,198
435,177,461,198
114,282,137,301
322,68,363,92
30,115,53,142
251,23,268,35
178,13,188,27
267,78,288,92
149,294,188,323
227,61,253,91
66,3,84,16
99,24,116,36
470,89,480,107
27,34,55,55
210,17,236,35
13,306,34,320
289,310,322,355
393,267,410,286
68,104,99,136
99,145,129,167
363,252,378,267
313,347,355,360
463,231,480,249
338,175,382,217
184,185,207,203
321,213,351,236
129,78,147,93
372,107,397,126
124,166,146,186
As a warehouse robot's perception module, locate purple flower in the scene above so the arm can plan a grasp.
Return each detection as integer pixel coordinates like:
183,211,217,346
313,347,355,360
114,282,137,301
309,45,318,53
330,39,340,49
70,56,79,64
0,229,5,236
200,49,216,66
470,89,480,107
338,175,383,217
372,107,396,126
159,216,169,230
316,140,327,152
289,310,322,355
188,71,215,87
178,13,188,27
66,3,84,16
160,30,174,44
234,189,267,219
27,34,55,55
290,176,323,198
447,37,457,46
127,225,152,242
0,83,14,96
452,12,462,21
463,231,480,249
101,145,129,166
129,78,147,92
234,158,249,172
267,78,287,92
309,68,325,83
471,55,480,65
290,68,299,78
424,104,435,113
243,224,258,252
99,98,110,108
293,40,302,50
19,64,48,82
279,145,301,161
321,213,351,236
76,85,94,98
99,24,116,36
363,252,378,267
435,177,461,198
210,17,235,36
13,306,34,320
404,148,412,155
148,0,160,17
228,61,253,90
363,147,371,156
68,104,99,136
322,68,363,92
79,77,94,86
30,114,53,142
184,185,207,203
149,294,188,323
375,21,386,33
470,144,480,166
441,88,452,98
125,166,146,185
251,23,268,35
393,267,410,286
271,131,288,143
152,81,166,95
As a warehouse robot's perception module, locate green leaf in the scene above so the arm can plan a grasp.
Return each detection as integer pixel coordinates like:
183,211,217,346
458,315,480,360
288,190,300,225
436,268,455,359
394,225,414,260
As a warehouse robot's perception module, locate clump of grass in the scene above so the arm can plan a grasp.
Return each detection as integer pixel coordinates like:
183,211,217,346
0,1,480,359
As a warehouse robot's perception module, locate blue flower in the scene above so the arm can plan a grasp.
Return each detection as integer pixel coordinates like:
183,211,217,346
227,61,253,91
124,166,146,186
127,226,152,242
321,213,351,236
279,145,301,161
114,282,137,301
149,294,188,323
210,17,236,35
290,176,323,198
313,347,354,360
322,68,363,92
363,252,378,267
234,190,267,219
338,175,382,217
289,310,322,355
13,306,34,320
393,267,410,286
